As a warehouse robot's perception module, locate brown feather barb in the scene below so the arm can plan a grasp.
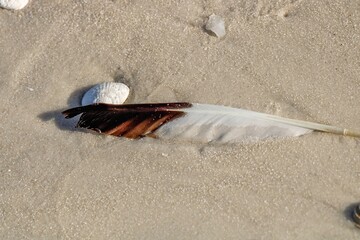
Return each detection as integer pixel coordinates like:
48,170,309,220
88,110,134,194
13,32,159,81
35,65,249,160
62,102,192,139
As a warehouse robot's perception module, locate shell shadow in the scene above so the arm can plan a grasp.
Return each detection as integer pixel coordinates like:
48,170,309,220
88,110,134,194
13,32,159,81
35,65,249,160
38,85,93,132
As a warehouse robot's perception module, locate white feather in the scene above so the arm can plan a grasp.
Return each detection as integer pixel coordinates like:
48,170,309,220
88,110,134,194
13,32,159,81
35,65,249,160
155,104,357,143
63,102,360,143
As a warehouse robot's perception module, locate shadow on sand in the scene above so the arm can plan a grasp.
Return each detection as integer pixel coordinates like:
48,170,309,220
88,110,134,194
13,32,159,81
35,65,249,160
37,85,93,132
343,202,360,227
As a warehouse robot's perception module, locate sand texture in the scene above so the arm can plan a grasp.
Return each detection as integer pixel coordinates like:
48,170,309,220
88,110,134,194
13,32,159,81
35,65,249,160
1,0,360,239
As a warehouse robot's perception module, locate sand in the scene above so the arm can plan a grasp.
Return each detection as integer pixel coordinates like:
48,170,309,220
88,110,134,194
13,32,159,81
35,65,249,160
1,0,360,239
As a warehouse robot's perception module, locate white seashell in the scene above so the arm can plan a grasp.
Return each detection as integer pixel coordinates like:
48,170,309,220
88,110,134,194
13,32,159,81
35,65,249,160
205,14,226,38
81,82,130,106
0,0,29,10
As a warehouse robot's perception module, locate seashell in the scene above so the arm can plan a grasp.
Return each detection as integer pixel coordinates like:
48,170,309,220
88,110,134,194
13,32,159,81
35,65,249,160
354,204,360,228
81,82,130,106
0,0,29,10
205,14,226,38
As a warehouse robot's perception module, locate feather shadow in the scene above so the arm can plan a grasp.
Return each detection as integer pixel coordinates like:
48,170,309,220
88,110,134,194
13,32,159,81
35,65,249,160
38,85,92,131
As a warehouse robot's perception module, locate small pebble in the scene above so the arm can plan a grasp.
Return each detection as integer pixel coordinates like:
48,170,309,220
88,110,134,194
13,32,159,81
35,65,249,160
0,0,29,10
205,14,226,38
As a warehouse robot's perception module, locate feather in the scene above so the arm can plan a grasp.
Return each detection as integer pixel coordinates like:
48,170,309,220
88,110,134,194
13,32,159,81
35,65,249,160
62,102,360,143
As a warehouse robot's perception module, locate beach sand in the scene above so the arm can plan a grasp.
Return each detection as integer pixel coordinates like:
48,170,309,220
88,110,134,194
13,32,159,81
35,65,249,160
1,0,360,239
